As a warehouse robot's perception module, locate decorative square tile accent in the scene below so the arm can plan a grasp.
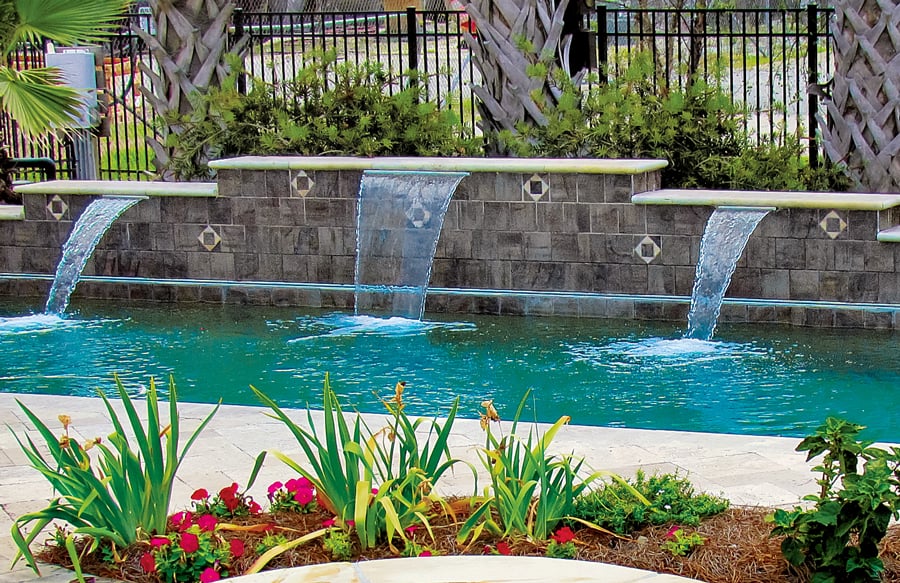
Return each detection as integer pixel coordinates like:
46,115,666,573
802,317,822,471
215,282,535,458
198,225,221,251
523,173,549,201
47,195,68,221
405,200,432,228
819,210,846,239
290,170,314,197
634,235,661,264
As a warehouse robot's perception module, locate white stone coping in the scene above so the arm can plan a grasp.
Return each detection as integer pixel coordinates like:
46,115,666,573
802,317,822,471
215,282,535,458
632,188,900,210
0,205,24,220
209,156,669,174
13,180,218,197
877,225,900,243
228,556,695,583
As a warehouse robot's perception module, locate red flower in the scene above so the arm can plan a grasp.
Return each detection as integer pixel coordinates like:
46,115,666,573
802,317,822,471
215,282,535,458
322,518,336,528
404,525,419,534
139,552,156,573
552,526,575,544
179,532,200,554
230,538,245,558
496,541,511,555
191,488,209,500
293,487,313,505
249,500,262,514
666,525,682,539
346,520,355,528
219,483,240,511
483,545,492,554
199,567,221,582
419,550,432,557
198,514,218,532
150,537,170,548
169,511,193,532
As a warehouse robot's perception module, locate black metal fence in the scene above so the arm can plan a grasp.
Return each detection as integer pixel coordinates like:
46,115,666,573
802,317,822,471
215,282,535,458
1,4,833,182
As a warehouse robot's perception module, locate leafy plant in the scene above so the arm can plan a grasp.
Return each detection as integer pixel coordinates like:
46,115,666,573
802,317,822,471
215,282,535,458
322,527,353,561
663,525,706,557
458,392,606,543
545,526,577,559
249,375,463,550
9,375,219,581
769,417,900,583
167,51,480,180
571,470,729,535
142,514,242,582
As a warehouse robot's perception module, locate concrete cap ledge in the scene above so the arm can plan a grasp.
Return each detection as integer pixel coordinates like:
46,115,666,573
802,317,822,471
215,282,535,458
13,180,218,197
632,189,900,210
209,156,669,175
228,556,696,583
0,204,24,220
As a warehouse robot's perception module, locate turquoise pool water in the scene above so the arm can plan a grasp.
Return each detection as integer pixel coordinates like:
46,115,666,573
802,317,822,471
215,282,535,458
1,300,898,442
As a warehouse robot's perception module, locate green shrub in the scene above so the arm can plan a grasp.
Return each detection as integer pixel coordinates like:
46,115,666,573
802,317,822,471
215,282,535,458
496,54,848,192
769,417,900,583
167,51,480,180
571,470,729,535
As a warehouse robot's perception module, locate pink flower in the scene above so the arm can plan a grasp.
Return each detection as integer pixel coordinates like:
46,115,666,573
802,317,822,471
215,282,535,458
198,514,218,532
405,525,419,534
169,511,193,532
199,567,221,582
322,518,336,528
296,476,312,489
293,487,314,505
139,552,156,573
371,487,379,495
666,525,682,539
267,481,283,497
346,520,355,528
191,488,209,501
285,478,301,492
496,541,511,556
552,526,575,544
179,532,200,554
230,538,245,558
150,537,170,548
419,550,432,557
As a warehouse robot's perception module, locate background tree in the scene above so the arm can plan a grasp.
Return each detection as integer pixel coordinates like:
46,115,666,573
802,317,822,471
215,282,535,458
461,0,587,153
0,0,128,202
819,0,900,192
133,0,249,180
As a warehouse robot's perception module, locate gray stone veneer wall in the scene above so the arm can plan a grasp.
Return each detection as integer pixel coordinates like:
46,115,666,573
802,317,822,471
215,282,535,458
2,167,900,329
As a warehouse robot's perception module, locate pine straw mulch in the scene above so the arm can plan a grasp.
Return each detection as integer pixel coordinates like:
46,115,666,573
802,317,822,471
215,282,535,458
34,502,900,583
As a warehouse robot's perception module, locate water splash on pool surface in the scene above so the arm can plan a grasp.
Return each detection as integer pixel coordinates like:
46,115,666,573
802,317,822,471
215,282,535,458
286,313,477,341
0,313,73,334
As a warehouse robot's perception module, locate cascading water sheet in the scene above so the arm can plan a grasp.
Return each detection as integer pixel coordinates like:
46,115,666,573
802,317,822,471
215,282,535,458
354,171,468,319
685,207,772,340
44,196,144,315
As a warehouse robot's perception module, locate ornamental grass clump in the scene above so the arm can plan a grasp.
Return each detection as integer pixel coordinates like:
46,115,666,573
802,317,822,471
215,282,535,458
458,391,608,543
9,375,219,582
249,374,465,550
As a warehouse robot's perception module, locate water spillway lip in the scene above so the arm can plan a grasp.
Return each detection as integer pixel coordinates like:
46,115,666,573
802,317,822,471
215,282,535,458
12,180,218,197
209,156,669,175
715,205,776,212
632,189,900,210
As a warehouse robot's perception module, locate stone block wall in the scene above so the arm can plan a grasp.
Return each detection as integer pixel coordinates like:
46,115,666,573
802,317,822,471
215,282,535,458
2,165,900,329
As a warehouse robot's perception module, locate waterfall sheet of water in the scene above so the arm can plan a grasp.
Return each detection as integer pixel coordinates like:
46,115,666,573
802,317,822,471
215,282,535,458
685,206,772,341
354,170,468,320
44,196,144,315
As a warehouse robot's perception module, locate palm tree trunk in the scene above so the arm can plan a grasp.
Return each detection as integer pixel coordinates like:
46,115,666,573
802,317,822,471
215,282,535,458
133,0,248,180
462,0,578,152
820,0,900,192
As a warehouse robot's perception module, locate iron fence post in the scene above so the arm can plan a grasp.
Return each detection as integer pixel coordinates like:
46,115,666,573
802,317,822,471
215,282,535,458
597,5,608,84
233,7,247,95
407,6,418,72
807,2,819,169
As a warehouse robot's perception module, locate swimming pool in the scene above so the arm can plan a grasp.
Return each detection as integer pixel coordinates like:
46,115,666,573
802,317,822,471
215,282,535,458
2,300,898,442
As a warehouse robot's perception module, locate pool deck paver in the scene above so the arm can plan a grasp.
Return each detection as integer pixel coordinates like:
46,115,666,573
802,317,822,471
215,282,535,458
0,393,828,582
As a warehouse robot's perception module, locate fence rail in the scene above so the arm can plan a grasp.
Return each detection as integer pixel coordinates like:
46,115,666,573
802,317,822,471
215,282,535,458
1,5,833,182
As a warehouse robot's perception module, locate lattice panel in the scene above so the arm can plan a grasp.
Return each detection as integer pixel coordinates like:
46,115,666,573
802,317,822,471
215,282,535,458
820,0,900,192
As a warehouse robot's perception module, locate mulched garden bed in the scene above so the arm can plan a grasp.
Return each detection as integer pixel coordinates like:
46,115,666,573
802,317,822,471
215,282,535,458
33,503,900,583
